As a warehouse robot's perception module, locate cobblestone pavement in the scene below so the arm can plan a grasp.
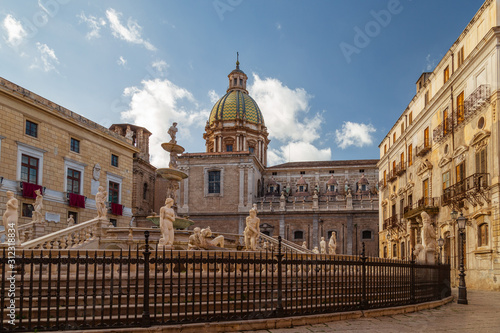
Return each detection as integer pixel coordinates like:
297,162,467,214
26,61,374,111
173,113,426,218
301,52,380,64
241,289,500,333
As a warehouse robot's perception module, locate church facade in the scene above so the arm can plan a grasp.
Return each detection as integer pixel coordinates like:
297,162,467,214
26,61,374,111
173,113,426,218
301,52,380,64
175,60,380,255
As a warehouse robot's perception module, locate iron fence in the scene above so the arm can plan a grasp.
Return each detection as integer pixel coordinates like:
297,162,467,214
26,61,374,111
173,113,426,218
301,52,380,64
0,232,451,332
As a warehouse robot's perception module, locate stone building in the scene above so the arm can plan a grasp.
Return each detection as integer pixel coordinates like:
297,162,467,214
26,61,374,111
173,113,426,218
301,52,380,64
177,60,379,255
0,76,137,235
378,0,500,290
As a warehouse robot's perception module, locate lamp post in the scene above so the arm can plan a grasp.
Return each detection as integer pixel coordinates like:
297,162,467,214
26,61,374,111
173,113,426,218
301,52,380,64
437,236,444,265
457,213,468,305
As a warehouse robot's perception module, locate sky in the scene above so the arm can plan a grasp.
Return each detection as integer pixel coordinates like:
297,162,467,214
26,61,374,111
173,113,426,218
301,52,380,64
0,0,486,167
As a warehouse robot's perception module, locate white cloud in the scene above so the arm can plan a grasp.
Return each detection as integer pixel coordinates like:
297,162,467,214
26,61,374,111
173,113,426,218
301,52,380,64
335,121,376,149
121,78,208,166
268,142,331,166
249,74,323,143
31,42,59,72
2,14,27,47
151,60,168,74
78,12,106,40
105,8,156,51
276,22,282,30
208,90,220,104
425,54,438,71
117,56,127,67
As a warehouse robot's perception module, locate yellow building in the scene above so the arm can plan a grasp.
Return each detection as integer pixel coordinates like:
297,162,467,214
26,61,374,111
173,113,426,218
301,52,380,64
378,0,500,290
0,76,137,236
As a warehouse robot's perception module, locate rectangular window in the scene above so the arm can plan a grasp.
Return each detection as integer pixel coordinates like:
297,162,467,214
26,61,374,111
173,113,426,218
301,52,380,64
384,144,387,155
359,169,364,173
401,123,404,134
409,112,413,125
70,138,80,153
425,91,429,107
208,170,221,194
110,219,117,227
424,127,430,147
383,170,387,186
444,66,450,84
423,179,429,199
408,144,413,166
300,171,305,175
456,162,465,183
442,171,450,190
457,92,464,124
272,172,278,175
476,148,487,174
400,152,404,166
249,147,254,154
25,120,38,138
109,181,120,203
478,223,488,247
22,203,34,218
21,154,39,184
111,154,119,167
329,170,335,174
393,132,396,143
68,211,78,224
226,144,233,152
67,168,81,194
458,47,464,67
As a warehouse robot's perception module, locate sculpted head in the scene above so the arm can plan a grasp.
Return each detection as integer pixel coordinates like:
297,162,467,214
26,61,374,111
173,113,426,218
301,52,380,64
249,208,257,217
165,197,174,207
6,191,14,198
193,227,201,234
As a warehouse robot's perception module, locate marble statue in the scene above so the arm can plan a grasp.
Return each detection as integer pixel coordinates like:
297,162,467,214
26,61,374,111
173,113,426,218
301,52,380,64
159,197,175,248
95,186,108,219
32,189,44,224
2,191,19,244
168,122,178,144
329,232,337,255
421,211,436,264
320,237,327,254
414,243,426,264
188,227,202,250
244,208,260,251
312,246,319,254
67,214,75,227
125,125,133,140
92,163,101,181
302,241,307,250
201,227,224,248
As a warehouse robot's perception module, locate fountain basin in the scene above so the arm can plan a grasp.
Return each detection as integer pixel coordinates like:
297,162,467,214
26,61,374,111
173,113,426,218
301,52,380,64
161,143,185,154
156,168,188,181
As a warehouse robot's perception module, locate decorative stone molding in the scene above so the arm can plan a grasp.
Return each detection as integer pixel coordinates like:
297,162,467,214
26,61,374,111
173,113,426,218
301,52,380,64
438,154,452,168
469,130,490,149
416,159,433,177
453,145,469,163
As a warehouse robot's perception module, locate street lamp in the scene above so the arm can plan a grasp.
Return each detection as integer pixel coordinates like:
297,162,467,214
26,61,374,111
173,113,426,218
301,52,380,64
437,236,444,265
451,210,459,221
457,213,468,305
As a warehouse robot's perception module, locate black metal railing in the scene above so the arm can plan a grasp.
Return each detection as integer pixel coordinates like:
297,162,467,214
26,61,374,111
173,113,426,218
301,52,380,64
0,233,450,332
416,140,431,157
442,173,489,206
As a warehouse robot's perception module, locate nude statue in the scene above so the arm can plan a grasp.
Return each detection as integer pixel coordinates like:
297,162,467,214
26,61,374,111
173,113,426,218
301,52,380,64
32,189,44,224
421,211,436,251
159,197,175,248
312,246,319,254
302,241,307,250
2,191,19,244
201,227,224,248
244,208,260,251
320,236,327,254
168,122,178,144
329,232,337,255
188,227,202,250
95,186,107,219
67,214,75,228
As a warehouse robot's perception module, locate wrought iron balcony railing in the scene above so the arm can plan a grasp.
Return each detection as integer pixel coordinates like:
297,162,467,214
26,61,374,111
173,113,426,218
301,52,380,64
395,162,406,176
388,169,398,183
442,173,489,207
416,140,431,157
403,197,440,219
383,214,399,230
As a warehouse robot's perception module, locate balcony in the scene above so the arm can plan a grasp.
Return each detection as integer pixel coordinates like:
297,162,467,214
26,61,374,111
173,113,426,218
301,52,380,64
383,214,405,232
395,162,406,176
403,197,440,219
416,140,431,157
387,169,397,183
442,173,490,207
433,85,490,143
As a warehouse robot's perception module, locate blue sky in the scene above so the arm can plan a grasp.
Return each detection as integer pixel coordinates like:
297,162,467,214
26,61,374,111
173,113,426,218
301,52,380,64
0,0,485,166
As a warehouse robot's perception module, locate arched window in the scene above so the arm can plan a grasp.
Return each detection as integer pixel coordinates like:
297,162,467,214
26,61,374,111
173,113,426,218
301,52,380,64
478,223,488,247
294,230,304,240
143,182,148,200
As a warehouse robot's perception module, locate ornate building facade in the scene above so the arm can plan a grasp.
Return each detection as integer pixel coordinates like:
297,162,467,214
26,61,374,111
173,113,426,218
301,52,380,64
177,61,380,255
378,0,500,290
0,77,137,235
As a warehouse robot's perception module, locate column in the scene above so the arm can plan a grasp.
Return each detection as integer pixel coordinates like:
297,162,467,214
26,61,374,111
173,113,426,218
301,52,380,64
243,136,247,151
313,214,319,248
279,214,285,238
182,167,189,210
247,166,254,207
236,135,240,152
238,165,245,208
347,214,353,255
213,137,217,152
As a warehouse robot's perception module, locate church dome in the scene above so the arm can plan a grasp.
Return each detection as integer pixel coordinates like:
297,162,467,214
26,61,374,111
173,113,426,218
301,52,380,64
209,90,265,126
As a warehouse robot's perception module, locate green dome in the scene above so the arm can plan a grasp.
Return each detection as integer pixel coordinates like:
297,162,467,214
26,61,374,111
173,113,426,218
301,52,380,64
209,90,265,126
